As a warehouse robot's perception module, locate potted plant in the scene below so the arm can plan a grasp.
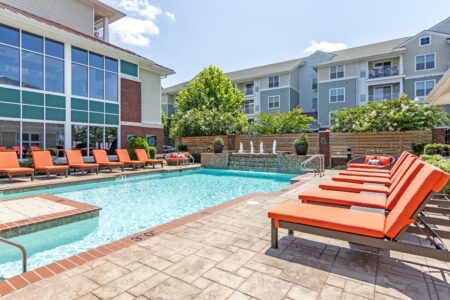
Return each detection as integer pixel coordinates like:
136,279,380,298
294,135,309,155
213,137,224,153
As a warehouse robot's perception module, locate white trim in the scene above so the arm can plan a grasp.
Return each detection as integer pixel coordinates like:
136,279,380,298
329,64,345,80
120,73,141,82
405,72,445,79
414,52,436,72
268,95,280,109
414,79,436,99
120,121,163,129
419,35,431,46
259,85,293,92
329,87,345,103
396,30,450,48
318,76,358,84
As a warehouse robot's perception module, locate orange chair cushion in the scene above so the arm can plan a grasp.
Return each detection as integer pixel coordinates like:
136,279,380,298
98,162,124,166
0,151,20,169
299,188,387,209
134,149,148,161
65,150,84,165
268,202,385,238
167,158,184,162
339,170,391,178
147,159,163,163
379,156,392,166
348,163,381,169
92,150,110,164
123,161,145,165
69,163,99,168
183,152,189,159
332,175,391,186
31,151,54,168
364,155,377,164
346,168,391,174
35,165,68,171
319,180,390,195
0,168,34,174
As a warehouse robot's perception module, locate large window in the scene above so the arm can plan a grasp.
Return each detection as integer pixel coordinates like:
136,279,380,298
46,123,65,156
330,65,344,79
72,125,87,155
22,50,43,90
0,121,20,149
268,76,279,88
105,127,118,154
415,80,435,100
72,47,118,101
45,39,64,93
268,95,280,109
416,54,435,71
89,126,104,151
329,88,345,103
244,83,254,95
312,98,318,110
72,125,118,156
243,100,254,115
22,122,44,151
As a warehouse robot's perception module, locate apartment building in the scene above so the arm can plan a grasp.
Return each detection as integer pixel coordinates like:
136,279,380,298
0,0,173,157
163,17,449,128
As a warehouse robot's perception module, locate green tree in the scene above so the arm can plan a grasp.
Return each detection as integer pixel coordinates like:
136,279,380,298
251,108,315,134
330,95,449,132
170,65,249,138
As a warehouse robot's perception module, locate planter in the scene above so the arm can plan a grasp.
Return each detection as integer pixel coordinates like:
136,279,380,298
214,144,224,153
295,144,308,155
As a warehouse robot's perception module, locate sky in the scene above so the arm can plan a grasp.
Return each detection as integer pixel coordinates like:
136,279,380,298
101,0,450,88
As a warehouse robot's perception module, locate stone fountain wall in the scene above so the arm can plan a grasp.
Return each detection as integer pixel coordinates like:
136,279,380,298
201,153,315,174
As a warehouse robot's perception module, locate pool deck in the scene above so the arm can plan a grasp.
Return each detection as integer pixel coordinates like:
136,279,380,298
1,170,450,299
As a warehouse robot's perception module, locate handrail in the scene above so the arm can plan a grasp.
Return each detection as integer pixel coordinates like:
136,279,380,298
0,237,27,273
301,154,325,177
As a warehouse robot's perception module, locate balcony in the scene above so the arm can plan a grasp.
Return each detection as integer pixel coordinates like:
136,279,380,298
368,92,400,101
368,66,400,79
94,27,104,41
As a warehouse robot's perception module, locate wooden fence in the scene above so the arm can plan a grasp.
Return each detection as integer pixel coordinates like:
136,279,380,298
179,135,230,153
329,131,433,157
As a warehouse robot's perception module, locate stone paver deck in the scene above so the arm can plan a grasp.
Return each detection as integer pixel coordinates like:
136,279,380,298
1,171,449,299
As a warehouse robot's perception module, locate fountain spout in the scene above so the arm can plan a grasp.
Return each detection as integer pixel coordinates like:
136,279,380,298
260,141,264,153
272,140,277,154
239,142,243,153
250,141,254,154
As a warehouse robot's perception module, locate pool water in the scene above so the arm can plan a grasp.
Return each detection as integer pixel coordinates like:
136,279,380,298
0,169,295,279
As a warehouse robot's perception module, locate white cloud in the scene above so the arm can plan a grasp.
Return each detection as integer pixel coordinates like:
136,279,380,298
119,0,162,19
165,12,176,21
304,40,347,54
110,17,159,47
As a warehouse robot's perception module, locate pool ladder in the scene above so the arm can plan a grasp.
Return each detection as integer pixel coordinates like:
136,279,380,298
300,154,325,177
0,237,27,273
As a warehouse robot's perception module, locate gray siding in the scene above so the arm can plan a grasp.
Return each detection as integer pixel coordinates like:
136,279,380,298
440,104,450,114
318,78,357,126
404,75,444,100
260,88,290,113
290,89,299,110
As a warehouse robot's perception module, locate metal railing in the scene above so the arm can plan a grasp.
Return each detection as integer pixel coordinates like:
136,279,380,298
368,92,400,101
300,154,325,177
0,237,27,273
368,67,400,79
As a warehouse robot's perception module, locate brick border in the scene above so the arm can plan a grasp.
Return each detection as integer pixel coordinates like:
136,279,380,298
0,173,311,296
0,194,101,239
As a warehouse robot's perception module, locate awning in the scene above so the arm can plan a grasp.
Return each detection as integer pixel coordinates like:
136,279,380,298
426,69,450,105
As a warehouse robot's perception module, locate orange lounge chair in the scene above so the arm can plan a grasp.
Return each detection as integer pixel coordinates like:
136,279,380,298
0,151,34,182
269,163,450,261
30,146,41,152
347,154,395,169
300,159,425,210
92,149,124,172
65,150,99,175
345,151,409,173
31,151,68,179
12,146,25,156
115,149,145,170
0,147,6,151
341,151,411,177
135,149,163,168
322,155,418,194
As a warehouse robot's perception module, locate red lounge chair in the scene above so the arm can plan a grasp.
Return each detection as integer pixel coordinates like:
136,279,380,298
92,149,124,172
65,150,99,175
12,146,25,156
347,154,395,169
0,151,34,182
134,149,163,168
30,146,41,152
0,147,6,151
31,151,68,179
345,151,409,173
322,154,418,194
269,163,450,261
115,149,145,170
165,152,191,166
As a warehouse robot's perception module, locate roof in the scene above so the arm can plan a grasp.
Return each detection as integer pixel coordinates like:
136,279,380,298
78,0,126,24
426,69,450,106
316,37,410,66
0,2,174,75
163,57,305,94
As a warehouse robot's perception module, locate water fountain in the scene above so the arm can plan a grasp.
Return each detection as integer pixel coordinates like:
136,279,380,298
272,140,277,154
238,142,243,153
250,141,254,154
259,142,264,154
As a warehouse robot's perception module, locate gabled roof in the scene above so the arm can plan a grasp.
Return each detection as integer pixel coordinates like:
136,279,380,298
429,16,450,35
163,57,305,94
78,0,126,24
0,2,174,75
315,37,410,67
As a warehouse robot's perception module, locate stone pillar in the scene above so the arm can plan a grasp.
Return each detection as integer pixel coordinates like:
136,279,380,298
432,128,446,144
227,135,236,152
319,130,330,167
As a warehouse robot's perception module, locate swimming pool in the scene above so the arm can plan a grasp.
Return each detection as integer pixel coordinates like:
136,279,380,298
0,169,295,279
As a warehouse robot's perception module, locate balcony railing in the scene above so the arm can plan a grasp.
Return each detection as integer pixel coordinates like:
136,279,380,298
94,27,104,41
368,67,399,79
368,92,399,101
244,88,254,96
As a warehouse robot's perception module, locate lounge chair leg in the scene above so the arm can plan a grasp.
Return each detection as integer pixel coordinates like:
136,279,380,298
47,173,50,180
121,166,124,172
65,170,68,178
96,168,99,175
31,173,34,181
9,174,12,183
271,219,278,249
110,166,112,173
288,229,294,236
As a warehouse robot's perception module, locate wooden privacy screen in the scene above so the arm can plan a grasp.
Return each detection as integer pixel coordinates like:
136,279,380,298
235,134,319,154
329,131,432,157
179,135,229,153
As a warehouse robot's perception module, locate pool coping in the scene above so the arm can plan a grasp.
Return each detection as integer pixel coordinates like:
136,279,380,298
0,172,311,296
0,194,101,239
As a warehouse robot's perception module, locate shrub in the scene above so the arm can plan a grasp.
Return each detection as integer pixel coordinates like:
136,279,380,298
213,137,224,145
177,143,188,151
411,142,430,155
46,148,58,157
148,146,156,159
19,158,33,168
294,135,309,146
420,154,450,198
251,108,315,134
191,153,201,163
424,143,444,155
127,137,150,160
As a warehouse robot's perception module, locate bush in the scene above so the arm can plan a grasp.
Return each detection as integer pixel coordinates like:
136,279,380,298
420,154,450,198
127,137,150,160
411,142,430,155
251,108,315,134
294,135,309,146
148,146,156,159
19,158,33,168
191,153,201,163
177,143,188,151
424,143,445,155
46,148,58,157
213,137,224,145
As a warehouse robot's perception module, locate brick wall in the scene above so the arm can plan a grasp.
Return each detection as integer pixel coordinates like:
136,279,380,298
121,78,141,123
432,127,447,144
120,125,164,154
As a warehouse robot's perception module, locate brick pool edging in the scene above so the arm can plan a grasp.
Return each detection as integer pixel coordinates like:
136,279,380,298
0,174,311,296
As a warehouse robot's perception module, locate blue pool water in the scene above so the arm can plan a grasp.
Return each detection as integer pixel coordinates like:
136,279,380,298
0,169,295,279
